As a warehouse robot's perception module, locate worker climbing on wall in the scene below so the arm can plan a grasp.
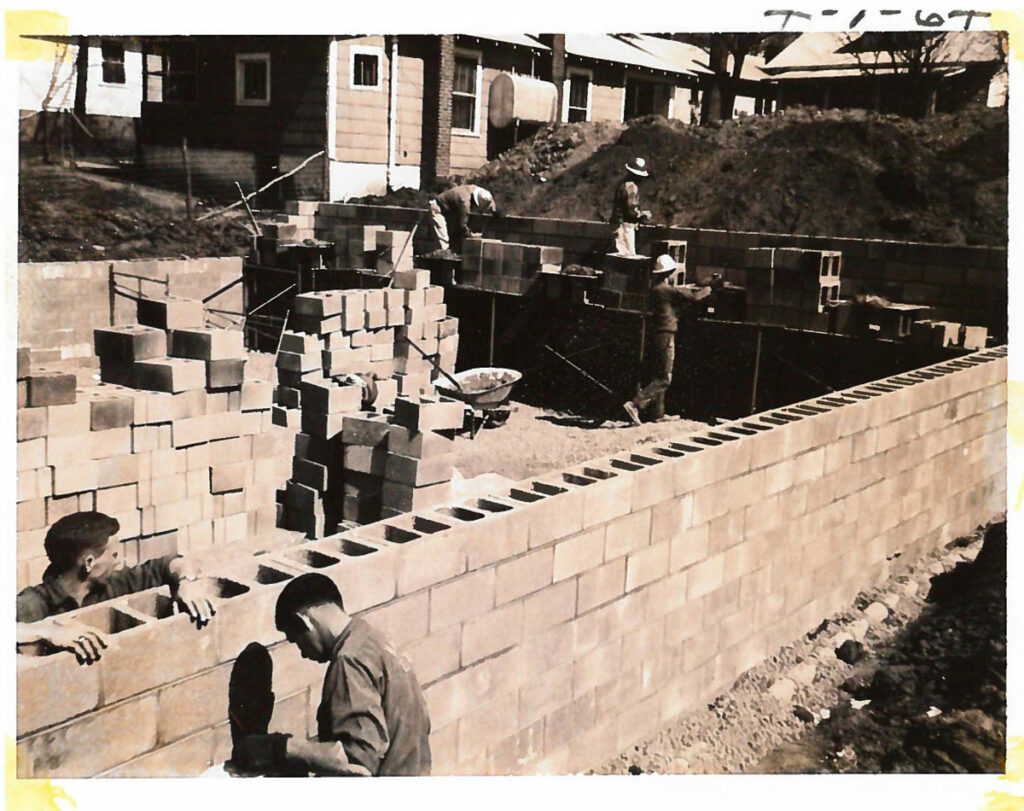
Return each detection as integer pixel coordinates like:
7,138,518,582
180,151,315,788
610,157,653,256
232,573,431,776
622,255,721,426
15,511,215,663
428,183,500,258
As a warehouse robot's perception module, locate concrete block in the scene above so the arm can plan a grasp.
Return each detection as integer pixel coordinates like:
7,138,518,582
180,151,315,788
18,694,159,778
205,359,246,390
134,358,206,393
16,651,102,736
385,452,454,487
392,269,431,290
169,328,244,361
625,541,671,592
25,370,77,407
94,325,167,362
301,378,363,414
429,568,495,632
17,407,48,441
52,461,99,496
344,444,387,476
462,602,524,666
552,528,605,582
495,547,554,605
381,480,451,513
604,509,652,560
387,425,455,459
577,558,626,614
392,395,465,432
293,291,343,318
137,297,205,330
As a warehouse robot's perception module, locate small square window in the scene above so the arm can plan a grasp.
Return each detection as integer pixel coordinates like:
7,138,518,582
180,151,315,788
353,53,379,88
101,39,125,85
236,53,270,105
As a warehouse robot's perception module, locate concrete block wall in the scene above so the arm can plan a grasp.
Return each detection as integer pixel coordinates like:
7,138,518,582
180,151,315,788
19,258,245,366
16,346,1006,777
296,204,1007,338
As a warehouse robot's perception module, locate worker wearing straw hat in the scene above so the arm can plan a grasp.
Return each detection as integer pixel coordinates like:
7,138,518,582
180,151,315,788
623,255,718,426
610,157,652,256
429,183,499,258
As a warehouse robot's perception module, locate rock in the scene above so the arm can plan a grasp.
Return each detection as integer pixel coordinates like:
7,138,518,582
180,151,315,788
840,670,873,698
768,678,797,703
793,705,815,723
882,592,901,610
787,661,817,686
848,619,870,641
928,562,945,576
870,665,916,700
864,601,890,624
836,639,866,665
628,764,643,775
902,580,919,598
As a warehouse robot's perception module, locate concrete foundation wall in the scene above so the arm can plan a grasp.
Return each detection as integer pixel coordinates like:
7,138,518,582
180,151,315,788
309,204,1008,339
18,258,245,367
16,347,1007,777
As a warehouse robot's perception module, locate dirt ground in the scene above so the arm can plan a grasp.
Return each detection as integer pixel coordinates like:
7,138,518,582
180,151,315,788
451,400,709,483
18,161,255,263
594,520,1006,775
361,106,1008,247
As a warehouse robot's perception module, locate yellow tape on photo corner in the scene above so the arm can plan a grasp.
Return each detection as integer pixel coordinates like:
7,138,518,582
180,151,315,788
5,737,75,811
4,10,69,62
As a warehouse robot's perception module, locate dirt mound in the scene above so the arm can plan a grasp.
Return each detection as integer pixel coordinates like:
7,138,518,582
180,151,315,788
18,163,254,263
462,106,1006,245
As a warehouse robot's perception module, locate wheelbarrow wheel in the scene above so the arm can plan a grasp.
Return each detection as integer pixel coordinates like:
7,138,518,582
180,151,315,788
482,408,511,429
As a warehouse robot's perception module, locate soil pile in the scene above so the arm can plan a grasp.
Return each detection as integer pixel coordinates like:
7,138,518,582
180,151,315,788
361,106,1006,246
19,163,254,262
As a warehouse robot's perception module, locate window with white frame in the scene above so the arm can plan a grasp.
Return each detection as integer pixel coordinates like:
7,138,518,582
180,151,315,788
236,53,270,105
565,70,591,122
350,45,382,90
100,39,126,85
452,52,480,133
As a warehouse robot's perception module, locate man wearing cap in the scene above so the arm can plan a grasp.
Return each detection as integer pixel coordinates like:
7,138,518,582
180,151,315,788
623,255,719,426
430,183,499,257
16,511,215,663
232,572,430,777
610,157,653,256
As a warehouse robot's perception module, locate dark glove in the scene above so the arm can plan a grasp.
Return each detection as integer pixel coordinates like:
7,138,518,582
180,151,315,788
233,733,291,772
707,273,725,291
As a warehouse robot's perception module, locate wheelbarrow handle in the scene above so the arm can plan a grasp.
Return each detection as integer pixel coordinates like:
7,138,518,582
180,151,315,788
400,336,464,392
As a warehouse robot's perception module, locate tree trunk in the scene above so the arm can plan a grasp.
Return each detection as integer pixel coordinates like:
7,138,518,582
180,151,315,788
700,37,730,125
73,36,89,160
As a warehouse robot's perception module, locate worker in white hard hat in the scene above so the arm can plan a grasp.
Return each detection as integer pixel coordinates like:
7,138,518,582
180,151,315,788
609,157,653,256
429,184,500,258
622,255,720,426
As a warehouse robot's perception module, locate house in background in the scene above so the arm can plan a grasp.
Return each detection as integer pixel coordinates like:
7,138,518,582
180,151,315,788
761,31,1006,115
18,35,144,158
134,33,717,202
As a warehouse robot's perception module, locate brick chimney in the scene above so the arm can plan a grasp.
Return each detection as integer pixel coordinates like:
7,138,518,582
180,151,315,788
421,35,454,189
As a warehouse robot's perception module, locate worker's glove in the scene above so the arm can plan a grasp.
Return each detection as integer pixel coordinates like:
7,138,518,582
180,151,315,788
639,210,653,222
707,274,725,291
233,733,291,773
466,231,483,239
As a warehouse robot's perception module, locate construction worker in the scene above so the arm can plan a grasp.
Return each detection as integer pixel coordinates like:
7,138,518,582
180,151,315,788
610,157,652,256
16,511,215,663
429,183,499,257
233,573,431,776
622,255,719,426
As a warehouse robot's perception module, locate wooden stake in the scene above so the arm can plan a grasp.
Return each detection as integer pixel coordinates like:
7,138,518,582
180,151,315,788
182,138,194,220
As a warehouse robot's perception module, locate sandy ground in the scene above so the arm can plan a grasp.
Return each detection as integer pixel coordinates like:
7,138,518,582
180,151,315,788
593,521,1005,774
451,400,710,483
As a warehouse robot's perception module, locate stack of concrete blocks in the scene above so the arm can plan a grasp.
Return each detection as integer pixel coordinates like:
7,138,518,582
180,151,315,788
382,396,464,518
462,238,564,295
16,307,289,589
650,239,687,285
910,320,987,350
742,247,842,330
598,254,654,312
271,200,318,242
276,276,461,534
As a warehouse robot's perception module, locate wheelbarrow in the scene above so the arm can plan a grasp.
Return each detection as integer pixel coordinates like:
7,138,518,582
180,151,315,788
400,336,522,437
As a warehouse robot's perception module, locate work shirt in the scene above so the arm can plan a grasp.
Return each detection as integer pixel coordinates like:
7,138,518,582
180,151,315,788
648,282,708,334
317,616,431,776
16,555,179,624
610,178,643,225
434,185,493,236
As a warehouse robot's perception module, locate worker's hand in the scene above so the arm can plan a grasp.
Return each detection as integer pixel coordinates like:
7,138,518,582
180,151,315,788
639,210,653,222
36,623,109,665
233,733,291,773
466,231,483,239
173,579,216,627
707,273,724,290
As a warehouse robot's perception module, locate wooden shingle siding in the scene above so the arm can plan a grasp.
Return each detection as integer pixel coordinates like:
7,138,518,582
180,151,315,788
141,36,328,157
335,36,425,168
